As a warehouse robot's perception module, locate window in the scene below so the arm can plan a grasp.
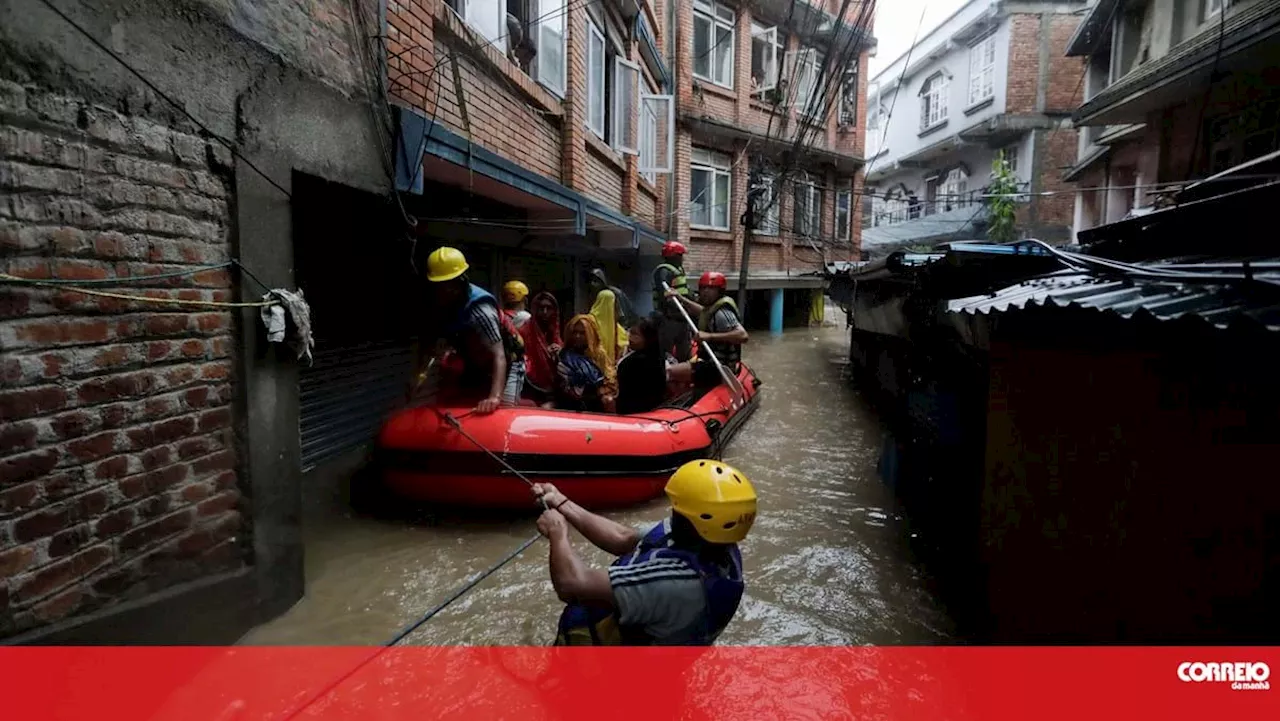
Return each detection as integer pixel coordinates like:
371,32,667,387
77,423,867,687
750,166,779,235
866,102,886,157
586,18,606,139
614,57,640,154
968,34,996,106
793,173,820,238
639,93,674,177
836,187,852,241
1002,145,1019,174
788,48,825,117
838,65,859,127
751,22,780,94
940,167,968,208
1204,0,1231,19
693,0,735,88
920,72,949,130
691,148,732,230
452,0,505,51
535,0,567,96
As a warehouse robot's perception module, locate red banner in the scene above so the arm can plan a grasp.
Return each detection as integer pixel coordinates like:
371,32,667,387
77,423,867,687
2,647,1276,720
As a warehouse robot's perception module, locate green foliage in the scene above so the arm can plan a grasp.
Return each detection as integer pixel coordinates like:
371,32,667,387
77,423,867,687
987,151,1019,243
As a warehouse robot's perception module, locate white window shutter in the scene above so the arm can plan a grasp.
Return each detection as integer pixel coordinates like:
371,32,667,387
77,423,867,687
754,26,778,93
639,94,674,174
535,0,566,97
613,58,640,155
782,50,799,106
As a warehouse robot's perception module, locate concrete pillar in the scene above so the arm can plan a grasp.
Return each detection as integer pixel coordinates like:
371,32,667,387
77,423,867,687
770,288,784,335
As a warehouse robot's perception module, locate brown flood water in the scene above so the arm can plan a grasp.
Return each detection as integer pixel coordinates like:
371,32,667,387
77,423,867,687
241,324,952,645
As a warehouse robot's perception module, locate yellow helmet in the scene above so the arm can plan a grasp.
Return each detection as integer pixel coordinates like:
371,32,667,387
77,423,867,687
503,280,529,303
665,459,758,544
426,246,469,282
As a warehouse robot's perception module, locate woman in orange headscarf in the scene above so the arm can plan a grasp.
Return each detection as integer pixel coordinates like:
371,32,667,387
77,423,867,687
555,314,617,413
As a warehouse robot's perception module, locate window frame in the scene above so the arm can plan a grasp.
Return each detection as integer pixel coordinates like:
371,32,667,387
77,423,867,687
792,172,821,238
788,48,825,118
585,17,607,140
836,186,852,241
639,92,675,176
690,147,733,231
750,166,780,235
838,64,859,127
920,72,949,131
967,33,997,107
534,0,568,97
751,22,780,95
613,56,641,155
692,0,736,89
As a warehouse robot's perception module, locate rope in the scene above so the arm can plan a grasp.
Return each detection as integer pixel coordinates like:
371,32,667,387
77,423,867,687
0,262,233,285
278,411,551,719
0,273,277,308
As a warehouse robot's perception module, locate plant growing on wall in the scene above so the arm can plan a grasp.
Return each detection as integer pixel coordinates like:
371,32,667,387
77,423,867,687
986,151,1019,242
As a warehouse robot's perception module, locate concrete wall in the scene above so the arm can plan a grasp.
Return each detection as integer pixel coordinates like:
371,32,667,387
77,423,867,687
1,0,388,642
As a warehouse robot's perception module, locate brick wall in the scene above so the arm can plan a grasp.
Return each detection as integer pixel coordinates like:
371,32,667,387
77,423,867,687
585,143,626,209
1034,126,1080,231
1045,15,1085,113
686,237,734,275
636,183,658,228
1005,14,1041,115
427,33,563,182
0,82,242,636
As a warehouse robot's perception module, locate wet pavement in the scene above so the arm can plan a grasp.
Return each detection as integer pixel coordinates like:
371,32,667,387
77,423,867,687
241,323,952,645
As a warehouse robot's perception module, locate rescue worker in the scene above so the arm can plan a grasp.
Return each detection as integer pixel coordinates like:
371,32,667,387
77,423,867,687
502,280,532,330
533,458,757,645
425,246,526,414
651,241,693,362
668,271,748,389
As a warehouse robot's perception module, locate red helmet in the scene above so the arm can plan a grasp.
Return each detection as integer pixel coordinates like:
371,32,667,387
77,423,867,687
661,241,687,258
699,271,727,289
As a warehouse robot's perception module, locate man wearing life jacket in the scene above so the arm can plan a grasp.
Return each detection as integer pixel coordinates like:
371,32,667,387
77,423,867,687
501,280,532,330
532,459,757,645
426,247,526,414
668,271,748,389
651,241,693,362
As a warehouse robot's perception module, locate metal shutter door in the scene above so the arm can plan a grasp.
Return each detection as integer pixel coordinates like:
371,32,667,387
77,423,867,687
298,340,414,471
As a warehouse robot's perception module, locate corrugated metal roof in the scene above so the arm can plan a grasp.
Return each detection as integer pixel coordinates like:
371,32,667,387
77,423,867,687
946,269,1280,332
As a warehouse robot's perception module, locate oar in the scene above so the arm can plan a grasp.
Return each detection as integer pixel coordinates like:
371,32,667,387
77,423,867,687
662,282,746,408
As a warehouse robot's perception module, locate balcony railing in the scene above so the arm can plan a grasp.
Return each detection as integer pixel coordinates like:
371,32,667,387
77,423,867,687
863,183,1030,229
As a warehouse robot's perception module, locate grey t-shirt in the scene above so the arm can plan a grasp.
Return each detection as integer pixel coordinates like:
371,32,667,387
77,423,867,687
607,521,709,644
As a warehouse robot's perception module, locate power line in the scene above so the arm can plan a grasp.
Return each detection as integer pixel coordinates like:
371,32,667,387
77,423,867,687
32,0,292,200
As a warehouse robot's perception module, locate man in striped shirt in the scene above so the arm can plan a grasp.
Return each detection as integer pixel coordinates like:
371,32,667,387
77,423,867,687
533,459,758,645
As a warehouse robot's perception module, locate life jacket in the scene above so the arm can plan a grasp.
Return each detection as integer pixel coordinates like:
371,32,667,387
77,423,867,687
445,285,525,388
652,263,689,312
554,518,744,646
697,295,742,367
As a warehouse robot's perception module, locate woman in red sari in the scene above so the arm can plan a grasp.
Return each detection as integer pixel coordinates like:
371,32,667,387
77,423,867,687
520,292,562,408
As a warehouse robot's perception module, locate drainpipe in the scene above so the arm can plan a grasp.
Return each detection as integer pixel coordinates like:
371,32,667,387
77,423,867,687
665,0,677,238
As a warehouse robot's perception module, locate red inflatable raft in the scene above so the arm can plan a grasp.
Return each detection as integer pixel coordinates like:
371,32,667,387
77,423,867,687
375,363,762,509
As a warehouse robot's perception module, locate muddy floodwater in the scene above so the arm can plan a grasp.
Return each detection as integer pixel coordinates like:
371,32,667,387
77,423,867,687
242,324,952,645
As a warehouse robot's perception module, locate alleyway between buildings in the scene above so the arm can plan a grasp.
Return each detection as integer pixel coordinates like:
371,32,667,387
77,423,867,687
242,323,952,646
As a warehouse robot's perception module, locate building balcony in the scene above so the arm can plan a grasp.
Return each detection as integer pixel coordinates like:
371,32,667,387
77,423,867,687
860,183,1029,254
1073,0,1280,126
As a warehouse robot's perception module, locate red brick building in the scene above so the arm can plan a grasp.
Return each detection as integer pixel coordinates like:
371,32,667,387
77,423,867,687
387,0,873,325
